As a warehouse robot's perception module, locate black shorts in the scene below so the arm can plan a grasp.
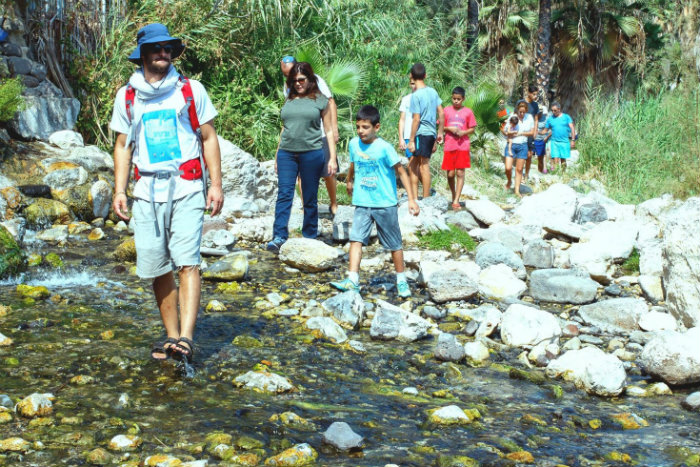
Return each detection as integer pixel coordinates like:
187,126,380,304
413,134,437,158
527,137,535,152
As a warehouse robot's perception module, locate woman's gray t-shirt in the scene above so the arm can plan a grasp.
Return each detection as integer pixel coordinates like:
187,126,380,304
279,94,329,152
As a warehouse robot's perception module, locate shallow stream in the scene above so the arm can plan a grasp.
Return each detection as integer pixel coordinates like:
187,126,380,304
1,233,699,467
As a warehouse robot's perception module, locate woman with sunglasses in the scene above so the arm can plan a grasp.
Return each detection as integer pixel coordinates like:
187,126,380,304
267,62,338,253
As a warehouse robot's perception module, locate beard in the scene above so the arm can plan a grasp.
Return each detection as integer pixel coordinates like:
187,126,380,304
144,57,171,76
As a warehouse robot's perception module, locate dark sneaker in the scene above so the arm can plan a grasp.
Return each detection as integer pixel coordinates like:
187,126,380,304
266,237,285,253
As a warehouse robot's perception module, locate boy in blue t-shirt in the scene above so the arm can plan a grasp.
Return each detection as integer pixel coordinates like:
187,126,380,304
331,105,420,298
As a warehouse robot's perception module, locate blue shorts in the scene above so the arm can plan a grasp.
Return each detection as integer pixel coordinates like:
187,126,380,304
349,205,403,251
534,140,546,157
505,142,528,160
551,140,571,159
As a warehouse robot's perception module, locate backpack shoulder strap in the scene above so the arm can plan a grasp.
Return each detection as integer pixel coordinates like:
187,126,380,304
125,84,135,123
179,75,201,133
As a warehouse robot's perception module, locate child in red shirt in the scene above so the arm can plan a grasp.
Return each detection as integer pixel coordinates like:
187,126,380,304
442,86,477,210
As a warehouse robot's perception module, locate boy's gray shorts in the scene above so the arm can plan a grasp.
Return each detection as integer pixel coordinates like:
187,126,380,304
349,205,403,251
133,191,205,279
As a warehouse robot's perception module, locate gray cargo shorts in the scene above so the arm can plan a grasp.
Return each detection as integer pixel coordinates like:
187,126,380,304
133,191,205,279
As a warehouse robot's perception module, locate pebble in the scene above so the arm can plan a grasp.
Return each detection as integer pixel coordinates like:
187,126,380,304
108,434,142,451
348,340,366,353
403,387,419,396
0,332,12,346
322,421,364,450
15,393,54,417
234,371,294,393
682,392,700,412
422,305,446,320
206,300,227,312
264,443,318,466
0,437,31,452
578,335,604,345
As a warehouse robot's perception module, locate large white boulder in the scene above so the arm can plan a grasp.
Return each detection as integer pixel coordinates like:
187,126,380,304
500,304,561,348
577,298,648,335
279,238,340,272
546,347,626,396
512,184,578,227
478,263,526,300
639,327,700,385
370,299,432,342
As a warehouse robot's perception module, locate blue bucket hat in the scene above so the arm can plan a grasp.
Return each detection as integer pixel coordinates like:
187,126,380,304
128,23,184,64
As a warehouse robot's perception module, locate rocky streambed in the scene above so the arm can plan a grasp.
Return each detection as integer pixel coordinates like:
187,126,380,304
1,229,699,467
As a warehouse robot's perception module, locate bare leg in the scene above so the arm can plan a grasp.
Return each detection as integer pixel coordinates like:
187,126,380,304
537,155,544,173
504,156,514,189
514,158,526,197
525,151,532,179
408,157,421,199
419,156,431,198
324,175,337,214
348,241,362,272
446,170,456,201
391,249,405,273
454,169,465,205
561,160,567,172
177,265,201,341
152,272,180,358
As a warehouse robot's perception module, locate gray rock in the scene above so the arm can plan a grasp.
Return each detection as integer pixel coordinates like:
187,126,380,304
682,392,700,412
30,62,47,80
463,341,490,363
90,180,112,220
421,306,446,320
578,298,648,335
42,163,88,190
202,252,248,281
10,96,80,141
500,304,561,348
661,197,700,327
638,311,677,332
543,219,586,240
434,332,465,362
475,241,526,279
463,199,505,225
279,238,340,272
322,422,363,450
332,205,356,241
305,317,348,343
202,229,236,249
221,196,259,218
229,216,273,243
418,259,480,285
426,270,478,303
62,146,114,172
421,194,450,213
574,203,608,224
444,210,479,231
0,394,12,408
523,240,555,269
7,56,32,75
529,269,599,304
638,275,664,303
546,347,626,396
348,340,366,353
398,201,449,243
604,284,622,296
48,130,83,149
473,224,524,253
512,184,578,227
639,327,700,385
322,291,364,329
370,299,431,342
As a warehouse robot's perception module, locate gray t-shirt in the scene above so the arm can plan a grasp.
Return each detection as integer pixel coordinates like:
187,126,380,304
409,86,442,137
279,94,329,152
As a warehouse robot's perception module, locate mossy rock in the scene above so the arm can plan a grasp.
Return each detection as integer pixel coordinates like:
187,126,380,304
23,198,74,228
437,455,480,467
113,237,136,262
44,252,63,268
51,184,92,221
0,225,23,279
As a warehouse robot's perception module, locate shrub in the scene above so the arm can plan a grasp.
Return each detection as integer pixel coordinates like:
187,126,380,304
0,77,23,122
417,225,476,251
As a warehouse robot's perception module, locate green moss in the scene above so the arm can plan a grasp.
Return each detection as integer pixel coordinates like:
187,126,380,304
44,253,64,269
621,248,640,275
436,455,480,467
508,367,546,385
418,225,477,251
0,225,24,279
0,77,23,122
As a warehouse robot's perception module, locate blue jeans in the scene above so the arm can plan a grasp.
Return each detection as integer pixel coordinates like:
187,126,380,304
273,148,325,240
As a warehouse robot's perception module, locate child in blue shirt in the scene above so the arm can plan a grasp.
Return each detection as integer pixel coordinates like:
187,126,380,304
331,105,420,298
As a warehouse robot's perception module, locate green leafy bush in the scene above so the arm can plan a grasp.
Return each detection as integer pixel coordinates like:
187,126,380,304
0,77,23,122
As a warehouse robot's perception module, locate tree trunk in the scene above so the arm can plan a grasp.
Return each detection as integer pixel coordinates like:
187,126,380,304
535,0,552,107
466,0,479,53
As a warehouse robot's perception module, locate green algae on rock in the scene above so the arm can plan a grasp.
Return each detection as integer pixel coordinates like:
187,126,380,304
0,224,23,279
24,198,74,228
264,443,318,466
0,437,31,453
113,237,136,262
16,284,50,299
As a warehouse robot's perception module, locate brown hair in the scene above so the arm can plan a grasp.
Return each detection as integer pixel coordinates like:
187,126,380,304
517,101,529,111
286,62,321,100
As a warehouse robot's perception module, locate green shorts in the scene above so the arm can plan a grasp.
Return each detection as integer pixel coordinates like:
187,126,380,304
133,191,205,279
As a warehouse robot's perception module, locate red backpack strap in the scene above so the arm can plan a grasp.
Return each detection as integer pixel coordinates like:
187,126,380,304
179,76,200,134
125,84,135,122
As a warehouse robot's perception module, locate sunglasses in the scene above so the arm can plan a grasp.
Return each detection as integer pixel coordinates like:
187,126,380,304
146,43,175,54
292,77,308,84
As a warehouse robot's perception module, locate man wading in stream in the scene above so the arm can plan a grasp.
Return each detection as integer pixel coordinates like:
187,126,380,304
110,23,223,363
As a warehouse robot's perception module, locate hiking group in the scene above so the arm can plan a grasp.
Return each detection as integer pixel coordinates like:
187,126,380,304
111,23,576,363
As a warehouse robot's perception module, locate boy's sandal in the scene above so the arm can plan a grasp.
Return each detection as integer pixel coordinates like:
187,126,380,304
451,202,462,211
151,337,179,361
172,337,195,363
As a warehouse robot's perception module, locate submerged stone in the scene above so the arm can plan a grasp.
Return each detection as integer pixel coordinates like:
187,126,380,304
113,237,136,262
269,412,316,430
610,412,649,430
234,371,294,393
206,300,227,312
108,434,142,451
85,447,112,465
16,284,50,300
428,405,478,426
202,252,249,281
15,392,54,417
0,331,13,346
0,437,31,452
322,421,363,450
264,443,318,466
143,454,182,466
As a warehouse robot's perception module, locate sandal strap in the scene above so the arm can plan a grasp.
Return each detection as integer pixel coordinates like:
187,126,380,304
176,337,194,353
